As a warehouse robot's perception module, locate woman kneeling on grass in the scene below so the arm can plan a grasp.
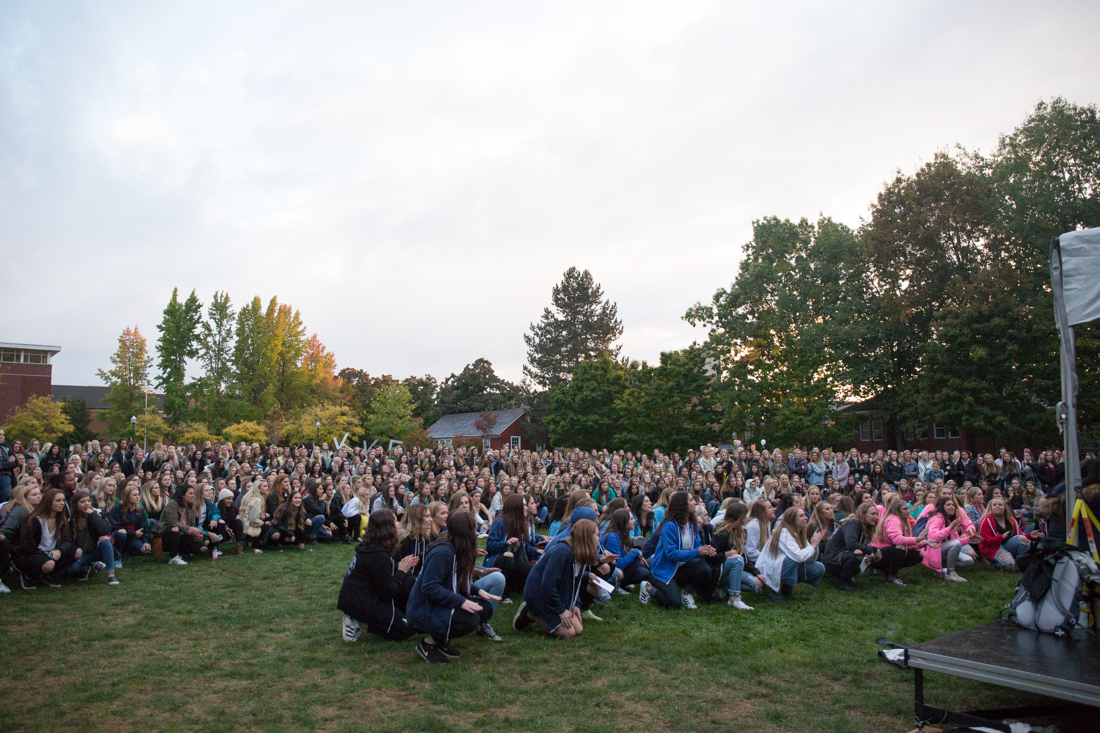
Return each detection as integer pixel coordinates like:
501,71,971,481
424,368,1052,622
759,506,825,602
921,496,974,582
69,490,119,586
514,518,598,638
15,488,80,587
711,502,761,610
339,509,419,643
640,491,716,609
406,510,500,665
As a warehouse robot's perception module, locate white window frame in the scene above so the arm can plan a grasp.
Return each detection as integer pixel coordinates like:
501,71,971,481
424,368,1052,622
511,435,521,450
871,421,884,441
859,422,871,442
933,424,947,440
439,438,452,447
482,437,491,449
948,427,961,439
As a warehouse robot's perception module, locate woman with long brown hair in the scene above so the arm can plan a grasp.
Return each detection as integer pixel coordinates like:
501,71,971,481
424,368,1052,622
711,502,761,610
484,493,543,593
515,518,599,639
15,488,80,586
759,506,825,602
338,509,418,643
406,510,500,664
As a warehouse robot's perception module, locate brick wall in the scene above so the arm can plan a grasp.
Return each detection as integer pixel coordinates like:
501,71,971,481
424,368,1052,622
0,363,52,424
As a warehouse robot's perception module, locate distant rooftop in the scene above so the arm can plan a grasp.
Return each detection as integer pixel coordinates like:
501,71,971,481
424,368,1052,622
0,343,61,365
51,384,165,411
427,408,528,439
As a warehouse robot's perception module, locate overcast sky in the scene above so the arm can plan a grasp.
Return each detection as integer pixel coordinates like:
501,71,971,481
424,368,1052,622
2,1,1098,388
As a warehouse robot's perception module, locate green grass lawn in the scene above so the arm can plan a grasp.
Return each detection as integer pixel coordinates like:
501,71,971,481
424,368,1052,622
0,545,1036,733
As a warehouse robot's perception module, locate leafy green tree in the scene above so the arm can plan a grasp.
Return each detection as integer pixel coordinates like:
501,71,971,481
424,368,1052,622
685,216,862,447
365,382,416,443
223,420,269,445
155,288,203,423
403,375,439,426
524,267,623,389
614,346,724,454
232,297,274,414
544,355,626,449
285,403,361,445
98,326,154,438
2,395,73,445
195,291,236,429
265,297,308,409
58,397,97,445
436,359,524,415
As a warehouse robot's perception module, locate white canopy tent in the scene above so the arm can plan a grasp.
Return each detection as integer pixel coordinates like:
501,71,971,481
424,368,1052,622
1050,226,1100,527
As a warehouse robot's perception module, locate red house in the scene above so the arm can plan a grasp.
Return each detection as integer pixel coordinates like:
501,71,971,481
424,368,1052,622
427,408,537,451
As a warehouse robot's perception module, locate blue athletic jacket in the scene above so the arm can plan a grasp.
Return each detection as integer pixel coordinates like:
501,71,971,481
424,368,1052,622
649,519,700,584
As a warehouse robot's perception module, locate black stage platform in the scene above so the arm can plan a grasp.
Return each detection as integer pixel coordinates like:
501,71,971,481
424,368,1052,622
903,621,1100,731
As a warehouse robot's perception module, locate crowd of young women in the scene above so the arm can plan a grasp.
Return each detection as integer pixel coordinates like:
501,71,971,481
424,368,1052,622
1,434,1082,665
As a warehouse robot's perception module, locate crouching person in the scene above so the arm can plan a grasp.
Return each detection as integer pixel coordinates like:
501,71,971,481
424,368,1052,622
14,488,80,587
338,509,418,643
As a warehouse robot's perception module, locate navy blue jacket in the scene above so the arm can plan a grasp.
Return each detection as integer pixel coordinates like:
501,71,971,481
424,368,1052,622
523,540,586,618
406,541,467,641
484,517,541,567
600,530,640,571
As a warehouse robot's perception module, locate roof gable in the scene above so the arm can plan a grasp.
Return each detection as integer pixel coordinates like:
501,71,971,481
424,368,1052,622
427,408,527,439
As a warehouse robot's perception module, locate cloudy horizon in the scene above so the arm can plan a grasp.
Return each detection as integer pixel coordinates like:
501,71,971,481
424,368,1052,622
2,1,1098,389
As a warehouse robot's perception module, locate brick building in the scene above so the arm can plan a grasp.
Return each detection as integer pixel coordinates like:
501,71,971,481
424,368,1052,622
0,342,62,424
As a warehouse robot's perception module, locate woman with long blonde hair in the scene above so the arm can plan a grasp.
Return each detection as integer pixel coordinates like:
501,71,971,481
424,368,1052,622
759,506,825,601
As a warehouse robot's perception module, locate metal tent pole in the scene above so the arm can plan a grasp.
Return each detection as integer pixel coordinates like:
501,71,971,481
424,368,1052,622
1051,236,1080,529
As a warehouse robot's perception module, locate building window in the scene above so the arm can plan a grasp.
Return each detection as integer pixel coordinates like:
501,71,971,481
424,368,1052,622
439,438,452,447
0,350,20,363
482,438,491,449
948,427,961,439
859,422,871,442
933,425,947,439
871,421,884,441
511,435,521,450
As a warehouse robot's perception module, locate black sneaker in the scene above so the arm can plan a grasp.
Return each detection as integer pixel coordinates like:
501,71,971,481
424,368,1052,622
416,640,448,665
478,622,503,642
513,600,532,631
438,641,460,658
41,574,62,588
18,573,36,591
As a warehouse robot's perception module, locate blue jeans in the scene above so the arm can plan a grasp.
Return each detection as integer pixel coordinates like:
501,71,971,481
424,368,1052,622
781,557,824,588
0,474,11,504
474,571,506,612
993,535,1029,568
537,506,549,524
719,556,759,595
69,538,115,575
112,530,148,558
308,515,331,539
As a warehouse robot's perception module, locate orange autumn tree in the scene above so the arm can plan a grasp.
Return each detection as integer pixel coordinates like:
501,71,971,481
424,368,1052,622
302,334,343,403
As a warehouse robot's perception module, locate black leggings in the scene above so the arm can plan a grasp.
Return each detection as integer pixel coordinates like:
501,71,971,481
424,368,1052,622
495,554,534,594
368,616,416,642
0,539,10,576
163,529,209,558
621,561,651,587
827,547,922,585
14,547,79,578
433,595,493,644
650,559,712,609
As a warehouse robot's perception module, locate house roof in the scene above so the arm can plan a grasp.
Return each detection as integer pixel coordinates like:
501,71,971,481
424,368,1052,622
427,408,528,439
51,384,165,411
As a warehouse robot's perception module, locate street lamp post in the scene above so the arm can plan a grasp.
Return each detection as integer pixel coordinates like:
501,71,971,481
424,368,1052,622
130,415,137,442
143,389,150,452
315,421,321,445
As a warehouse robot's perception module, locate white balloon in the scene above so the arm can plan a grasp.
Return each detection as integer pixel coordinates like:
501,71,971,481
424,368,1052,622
760,439,767,446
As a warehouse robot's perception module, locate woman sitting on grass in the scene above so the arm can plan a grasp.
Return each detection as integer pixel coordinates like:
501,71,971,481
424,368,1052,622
339,509,419,643
140,479,167,524
396,503,433,577
743,499,773,570
93,476,119,514
641,491,716,610
632,494,655,538
758,506,825,602
514,518,598,638
484,494,543,594
824,503,882,591
0,482,42,591
240,480,271,553
710,502,760,610
15,488,80,586
406,510,500,665
600,508,649,591
272,492,312,551
978,496,1039,570
920,496,974,582
160,485,211,565
69,490,119,586
866,499,924,586
215,488,245,554
106,485,151,565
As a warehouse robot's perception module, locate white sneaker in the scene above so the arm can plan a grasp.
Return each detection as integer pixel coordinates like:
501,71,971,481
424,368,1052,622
728,596,754,611
638,580,651,605
168,556,188,566
92,561,106,572
253,548,263,554
681,592,697,610
0,580,10,594
946,570,967,583
342,614,361,642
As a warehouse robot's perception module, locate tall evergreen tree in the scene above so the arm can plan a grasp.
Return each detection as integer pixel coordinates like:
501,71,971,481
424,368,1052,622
437,359,524,415
196,291,236,429
232,296,274,413
58,397,96,446
97,326,153,437
524,267,623,389
155,288,203,423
